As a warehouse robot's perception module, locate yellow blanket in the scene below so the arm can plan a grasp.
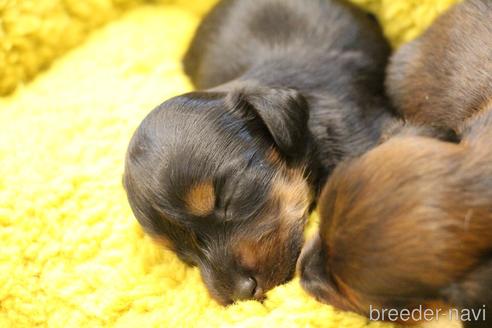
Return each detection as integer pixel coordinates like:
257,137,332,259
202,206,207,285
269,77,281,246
0,0,461,327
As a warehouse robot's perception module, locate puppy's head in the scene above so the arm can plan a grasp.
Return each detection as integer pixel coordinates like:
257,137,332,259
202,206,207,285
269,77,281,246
124,85,315,304
299,133,492,322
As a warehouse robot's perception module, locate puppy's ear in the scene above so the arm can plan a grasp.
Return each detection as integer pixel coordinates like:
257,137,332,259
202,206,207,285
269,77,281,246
227,86,309,158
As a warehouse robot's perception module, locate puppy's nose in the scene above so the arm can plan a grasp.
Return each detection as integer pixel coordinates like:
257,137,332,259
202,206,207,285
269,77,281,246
233,277,257,301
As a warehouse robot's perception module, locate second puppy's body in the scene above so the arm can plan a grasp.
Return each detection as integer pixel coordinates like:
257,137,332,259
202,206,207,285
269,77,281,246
125,0,393,305
299,1,492,327
301,112,492,327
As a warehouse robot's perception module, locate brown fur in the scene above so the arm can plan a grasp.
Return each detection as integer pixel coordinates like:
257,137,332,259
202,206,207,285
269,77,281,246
300,1,492,327
386,0,492,132
300,125,492,326
224,166,310,301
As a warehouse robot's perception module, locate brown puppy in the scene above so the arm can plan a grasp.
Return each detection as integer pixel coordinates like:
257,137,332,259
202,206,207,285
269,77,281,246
299,1,492,327
300,119,492,325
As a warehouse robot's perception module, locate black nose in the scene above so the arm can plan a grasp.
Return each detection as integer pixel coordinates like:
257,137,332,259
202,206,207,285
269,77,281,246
233,277,257,301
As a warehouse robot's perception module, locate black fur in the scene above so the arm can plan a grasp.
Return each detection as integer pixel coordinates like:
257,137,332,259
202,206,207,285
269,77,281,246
124,0,393,304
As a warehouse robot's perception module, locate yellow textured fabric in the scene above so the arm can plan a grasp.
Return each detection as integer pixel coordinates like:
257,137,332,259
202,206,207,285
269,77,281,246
0,0,149,96
0,1,461,327
0,0,457,96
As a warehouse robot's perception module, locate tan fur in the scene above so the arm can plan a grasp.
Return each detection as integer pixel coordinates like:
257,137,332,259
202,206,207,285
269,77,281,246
478,97,492,113
265,147,282,165
271,168,311,226
185,181,215,216
232,166,311,294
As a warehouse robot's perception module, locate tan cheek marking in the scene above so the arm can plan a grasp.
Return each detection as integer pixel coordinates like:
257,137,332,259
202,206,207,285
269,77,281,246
185,181,215,216
234,230,283,272
236,241,260,270
271,169,311,225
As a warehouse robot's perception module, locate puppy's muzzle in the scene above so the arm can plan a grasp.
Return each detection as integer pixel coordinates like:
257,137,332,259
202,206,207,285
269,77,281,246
233,276,263,301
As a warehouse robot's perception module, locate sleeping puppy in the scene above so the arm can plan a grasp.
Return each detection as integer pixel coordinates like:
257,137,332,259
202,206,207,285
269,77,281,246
299,0,492,327
299,120,492,328
124,0,393,305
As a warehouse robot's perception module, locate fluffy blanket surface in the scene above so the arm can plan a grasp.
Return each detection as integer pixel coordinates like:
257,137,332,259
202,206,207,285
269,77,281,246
0,0,461,327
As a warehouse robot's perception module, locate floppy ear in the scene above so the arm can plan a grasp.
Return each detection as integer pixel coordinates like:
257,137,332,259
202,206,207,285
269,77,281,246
227,86,310,158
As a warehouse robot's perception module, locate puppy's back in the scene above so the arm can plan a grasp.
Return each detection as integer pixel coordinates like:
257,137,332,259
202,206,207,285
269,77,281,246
318,135,492,317
386,0,492,131
184,0,389,89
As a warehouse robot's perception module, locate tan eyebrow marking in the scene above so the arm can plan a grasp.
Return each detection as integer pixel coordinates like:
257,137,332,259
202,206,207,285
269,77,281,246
185,181,216,216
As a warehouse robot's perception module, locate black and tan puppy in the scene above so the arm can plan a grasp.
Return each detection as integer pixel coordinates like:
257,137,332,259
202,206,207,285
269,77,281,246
299,0,492,327
124,0,393,305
